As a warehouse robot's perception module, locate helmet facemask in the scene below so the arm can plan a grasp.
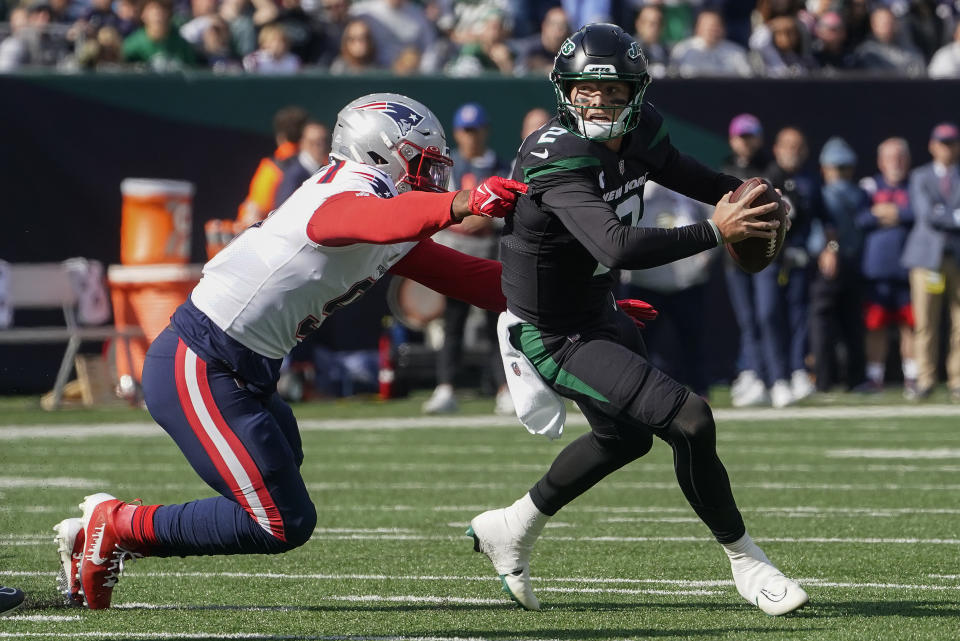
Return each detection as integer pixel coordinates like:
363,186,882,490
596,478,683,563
552,71,651,142
395,140,453,193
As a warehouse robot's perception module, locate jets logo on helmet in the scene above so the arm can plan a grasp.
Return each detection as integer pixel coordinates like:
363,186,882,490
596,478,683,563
354,101,425,136
627,42,641,60
559,38,575,56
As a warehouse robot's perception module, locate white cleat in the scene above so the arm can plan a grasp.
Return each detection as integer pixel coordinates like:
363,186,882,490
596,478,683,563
754,573,809,616
790,369,815,402
467,508,541,611
732,377,770,408
422,384,458,414
52,517,85,606
726,535,808,615
770,379,794,408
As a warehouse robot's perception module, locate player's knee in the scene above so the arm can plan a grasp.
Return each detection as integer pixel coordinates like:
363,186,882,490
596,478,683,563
670,394,716,444
592,429,652,460
279,502,317,550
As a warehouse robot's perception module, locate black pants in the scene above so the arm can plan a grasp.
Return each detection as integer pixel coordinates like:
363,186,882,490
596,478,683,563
512,303,745,544
809,264,865,391
437,297,505,391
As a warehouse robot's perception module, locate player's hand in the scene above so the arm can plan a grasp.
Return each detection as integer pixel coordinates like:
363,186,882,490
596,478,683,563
466,177,528,218
711,184,781,244
616,299,658,329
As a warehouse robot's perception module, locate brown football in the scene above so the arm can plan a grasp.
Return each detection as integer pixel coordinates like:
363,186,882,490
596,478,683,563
725,177,788,274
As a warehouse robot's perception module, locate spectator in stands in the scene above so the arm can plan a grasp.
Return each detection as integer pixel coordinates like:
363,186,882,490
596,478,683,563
753,14,817,76
811,10,853,73
761,126,820,407
902,123,960,400
180,0,218,49
445,8,514,76
634,3,670,78
623,182,718,399
721,114,773,407
274,121,331,208
201,17,242,71
520,106,550,138
47,0,78,24
236,105,308,227
69,0,121,44
0,6,30,71
273,0,324,65
905,0,956,61
242,22,301,73
329,18,380,74
857,137,917,396
810,137,868,392
316,0,351,66
115,0,141,37
123,0,197,70
423,102,512,415
853,6,925,76
843,0,872,50
929,22,960,78
562,0,611,29
514,6,569,76
669,9,753,77
350,0,435,70
219,0,257,58
68,23,125,69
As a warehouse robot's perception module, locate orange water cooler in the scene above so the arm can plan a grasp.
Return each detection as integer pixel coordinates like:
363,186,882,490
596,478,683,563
110,178,201,391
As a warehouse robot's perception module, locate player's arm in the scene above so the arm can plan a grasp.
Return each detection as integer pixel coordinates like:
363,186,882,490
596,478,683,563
539,172,722,270
388,239,506,312
307,177,526,247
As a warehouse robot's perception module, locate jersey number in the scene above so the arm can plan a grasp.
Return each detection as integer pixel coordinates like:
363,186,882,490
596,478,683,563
593,195,645,276
322,277,376,316
536,126,568,145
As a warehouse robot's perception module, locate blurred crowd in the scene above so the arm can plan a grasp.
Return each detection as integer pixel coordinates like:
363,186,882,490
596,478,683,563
232,101,960,411
1,0,959,77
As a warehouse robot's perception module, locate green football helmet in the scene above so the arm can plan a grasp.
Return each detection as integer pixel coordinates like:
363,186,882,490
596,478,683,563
550,23,652,142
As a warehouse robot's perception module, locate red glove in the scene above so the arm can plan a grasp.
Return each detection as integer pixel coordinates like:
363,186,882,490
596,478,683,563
616,299,658,329
467,176,528,218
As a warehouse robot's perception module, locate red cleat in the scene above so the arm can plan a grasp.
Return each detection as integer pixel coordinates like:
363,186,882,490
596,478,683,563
78,493,146,609
53,518,85,606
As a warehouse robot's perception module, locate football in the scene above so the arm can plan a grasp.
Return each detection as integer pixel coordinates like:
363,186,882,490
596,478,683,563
726,177,788,274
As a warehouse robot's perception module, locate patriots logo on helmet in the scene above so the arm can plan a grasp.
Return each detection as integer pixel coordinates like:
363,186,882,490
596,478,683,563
354,101,425,136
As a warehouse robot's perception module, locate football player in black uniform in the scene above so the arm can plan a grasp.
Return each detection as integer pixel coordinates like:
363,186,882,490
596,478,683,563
466,23,808,615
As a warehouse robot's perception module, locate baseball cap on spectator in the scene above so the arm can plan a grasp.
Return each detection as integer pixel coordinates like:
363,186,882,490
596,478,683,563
729,113,762,138
819,136,857,167
453,103,489,130
931,122,960,143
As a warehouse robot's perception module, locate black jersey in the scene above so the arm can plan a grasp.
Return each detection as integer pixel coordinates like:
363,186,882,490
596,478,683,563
502,103,741,334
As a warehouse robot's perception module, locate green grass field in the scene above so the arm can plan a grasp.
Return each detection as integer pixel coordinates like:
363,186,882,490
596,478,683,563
2,393,959,640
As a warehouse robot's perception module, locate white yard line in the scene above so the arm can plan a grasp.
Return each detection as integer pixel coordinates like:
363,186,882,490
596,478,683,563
1,614,81,622
0,635,521,641
4,404,960,440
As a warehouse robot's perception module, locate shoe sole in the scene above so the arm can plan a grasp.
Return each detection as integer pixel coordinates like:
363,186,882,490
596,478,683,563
52,518,84,606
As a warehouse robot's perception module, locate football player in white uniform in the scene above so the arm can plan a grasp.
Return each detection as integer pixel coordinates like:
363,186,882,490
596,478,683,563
52,93,527,610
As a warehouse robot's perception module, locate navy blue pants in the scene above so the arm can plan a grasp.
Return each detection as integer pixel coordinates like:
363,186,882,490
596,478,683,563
141,328,316,557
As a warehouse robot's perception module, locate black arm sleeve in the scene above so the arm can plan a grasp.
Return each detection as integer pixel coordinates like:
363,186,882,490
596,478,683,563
652,146,742,206
541,176,719,270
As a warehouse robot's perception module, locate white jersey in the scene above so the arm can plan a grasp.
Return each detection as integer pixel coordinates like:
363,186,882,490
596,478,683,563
192,159,416,358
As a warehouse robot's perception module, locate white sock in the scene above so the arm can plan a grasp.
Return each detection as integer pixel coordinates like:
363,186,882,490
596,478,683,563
504,493,549,543
902,358,918,381
866,362,885,385
722,532,778,601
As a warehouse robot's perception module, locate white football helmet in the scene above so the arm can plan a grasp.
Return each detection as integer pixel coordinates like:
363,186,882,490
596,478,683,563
330,93,453,193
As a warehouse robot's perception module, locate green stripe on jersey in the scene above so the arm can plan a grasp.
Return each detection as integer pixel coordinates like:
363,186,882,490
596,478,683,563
522,156,601,182
511,323,609,403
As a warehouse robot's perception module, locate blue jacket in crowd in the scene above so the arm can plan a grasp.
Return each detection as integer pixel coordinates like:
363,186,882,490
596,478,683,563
857,174,914,281
822,178,869,262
